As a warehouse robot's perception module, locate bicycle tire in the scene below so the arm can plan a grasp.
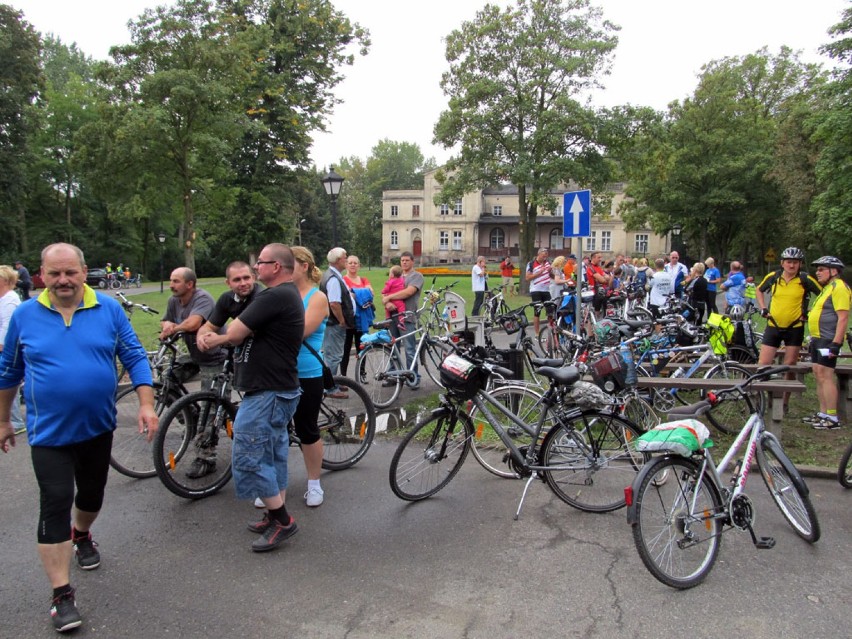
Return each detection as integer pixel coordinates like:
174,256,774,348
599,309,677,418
839,439,852,489
630,455,723,589
537,326,557,357
725,345,757,364
389,407,472,501
357,344,401,409
756,434,820,542
319,376,376,470
421,338,452,388
520,337,546,386
541,410,647,512
110,383,182,478
153,391,236,499
109,278,122,290
468,385,545,478
620,393,659,433
627,306,655,324
703,362,763,434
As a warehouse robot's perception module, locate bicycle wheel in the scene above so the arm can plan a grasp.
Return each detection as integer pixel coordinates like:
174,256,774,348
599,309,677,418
153,391,236,499
725,345,757,364
541,410,647,512
703,362,763,434
357,344,401,409
631,456,723,589
109,278,122,290
468,385,545,478
110,383,181,478
756,435,820,542
520,337,546,386
839,439,852,489
319,376,376,470
537,326,557,357
620,393,659,433
421,338,453,388
389,407,472,501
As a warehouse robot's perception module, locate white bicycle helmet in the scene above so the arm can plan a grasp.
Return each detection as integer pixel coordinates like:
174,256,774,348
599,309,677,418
811,255,844,270
780,246,804,261
728,304,745,321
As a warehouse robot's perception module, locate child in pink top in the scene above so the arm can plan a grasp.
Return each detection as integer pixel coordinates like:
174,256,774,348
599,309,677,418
382,265,406,327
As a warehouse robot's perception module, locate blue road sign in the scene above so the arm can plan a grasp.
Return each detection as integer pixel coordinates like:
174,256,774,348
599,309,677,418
563,190,591,237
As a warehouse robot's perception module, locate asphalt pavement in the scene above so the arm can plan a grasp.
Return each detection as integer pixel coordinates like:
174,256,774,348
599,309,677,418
2,430,851,638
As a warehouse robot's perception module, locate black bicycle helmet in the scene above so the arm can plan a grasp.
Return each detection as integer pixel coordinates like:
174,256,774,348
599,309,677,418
811,255,844,270
780,246,805,261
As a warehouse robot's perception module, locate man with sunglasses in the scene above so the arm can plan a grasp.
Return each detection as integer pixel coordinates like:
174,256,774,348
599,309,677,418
806,256,850,430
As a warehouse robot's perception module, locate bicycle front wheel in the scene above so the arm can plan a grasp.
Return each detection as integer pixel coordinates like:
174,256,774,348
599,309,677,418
421,338,453,388
839,439,852,489
319,376,376,470
704,362,763,434
358,344,401,409
389,408,472,501
541,410,647,512
110,383,180,478
631,456,724,589
756,434,820,542
468,385,545,479
153,391,236,499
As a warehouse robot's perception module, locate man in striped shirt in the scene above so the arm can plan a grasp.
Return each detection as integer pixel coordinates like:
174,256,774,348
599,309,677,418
525,247,551,335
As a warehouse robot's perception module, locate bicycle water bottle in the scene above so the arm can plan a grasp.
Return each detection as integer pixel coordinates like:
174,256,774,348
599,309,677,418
620,344,637,386
670,367,685,379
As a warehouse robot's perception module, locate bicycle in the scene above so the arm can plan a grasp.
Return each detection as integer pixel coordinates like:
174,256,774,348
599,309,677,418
111,333,195,478
121,273,143,288
388,348,648,516
626,365,820,589
153,365,376,499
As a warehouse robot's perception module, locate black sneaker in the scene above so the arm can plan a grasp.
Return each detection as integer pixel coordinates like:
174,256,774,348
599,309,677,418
247,512,273,534
251,516,298,552
73,532,100,570
185,458,216,479
50,589,82,633
813,418,841,430
801,413,823,424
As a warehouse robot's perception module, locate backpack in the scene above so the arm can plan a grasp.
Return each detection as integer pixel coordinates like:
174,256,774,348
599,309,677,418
758,268,821,325
635,267,648,290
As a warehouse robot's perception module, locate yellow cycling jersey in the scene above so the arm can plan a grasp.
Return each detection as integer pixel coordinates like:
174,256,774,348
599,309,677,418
758,271,821,328
808,279,851,339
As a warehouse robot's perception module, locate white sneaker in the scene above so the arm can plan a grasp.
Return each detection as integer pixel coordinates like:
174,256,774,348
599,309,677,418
304,486,324,507
254,497,265,509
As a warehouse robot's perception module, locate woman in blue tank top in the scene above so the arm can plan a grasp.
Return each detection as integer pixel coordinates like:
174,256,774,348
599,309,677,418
292,246,329,508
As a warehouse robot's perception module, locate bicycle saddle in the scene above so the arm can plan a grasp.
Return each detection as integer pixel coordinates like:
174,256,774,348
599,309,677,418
535,364,581,386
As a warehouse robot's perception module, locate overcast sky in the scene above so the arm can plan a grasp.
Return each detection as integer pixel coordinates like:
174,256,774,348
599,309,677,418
10,0,849,169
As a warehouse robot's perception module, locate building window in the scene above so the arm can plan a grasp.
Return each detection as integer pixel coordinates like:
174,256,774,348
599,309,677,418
453,230,463,250
453,200,463,215
553,204,562,216
412,204,420,217
601,231,611,252
490,228,505,249
585,232,596,252
390,205,398,217
390,231,398,249
440,204,449,216
439,231,449,250
493,205,503,216
549,229,562,249
635,233,649,255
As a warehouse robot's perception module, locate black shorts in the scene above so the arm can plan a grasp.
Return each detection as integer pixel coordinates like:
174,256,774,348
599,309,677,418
530,291,550,316
809,337,838,369
294,376,323,445
762,325,805,348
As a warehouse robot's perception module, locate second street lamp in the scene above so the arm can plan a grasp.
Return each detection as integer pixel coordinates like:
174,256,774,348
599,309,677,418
156,231,167,294
320,166,345,246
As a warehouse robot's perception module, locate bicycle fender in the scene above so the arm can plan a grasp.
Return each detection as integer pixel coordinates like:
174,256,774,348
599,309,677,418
759,432,809,496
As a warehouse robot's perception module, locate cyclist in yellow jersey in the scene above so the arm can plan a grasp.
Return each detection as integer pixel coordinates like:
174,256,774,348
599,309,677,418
755,247,821,371
806,256,850,430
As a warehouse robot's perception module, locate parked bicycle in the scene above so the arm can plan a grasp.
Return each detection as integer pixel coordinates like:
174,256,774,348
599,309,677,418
626,366,820,589
388,347,648,516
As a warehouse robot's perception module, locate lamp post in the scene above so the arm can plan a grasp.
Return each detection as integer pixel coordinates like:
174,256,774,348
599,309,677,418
156,231,167,294
298,217,306,245
320,166,345,246
671,223,682,256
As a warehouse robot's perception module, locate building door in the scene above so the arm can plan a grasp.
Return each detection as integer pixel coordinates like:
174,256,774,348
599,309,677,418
413,239,422,257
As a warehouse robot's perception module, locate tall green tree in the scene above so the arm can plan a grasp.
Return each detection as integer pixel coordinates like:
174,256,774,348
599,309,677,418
811,5,852,257
433,0,618,284
0,5,43,259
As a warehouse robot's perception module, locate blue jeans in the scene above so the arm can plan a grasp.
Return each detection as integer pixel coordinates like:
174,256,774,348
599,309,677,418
231,389,301,501
322,324,347,377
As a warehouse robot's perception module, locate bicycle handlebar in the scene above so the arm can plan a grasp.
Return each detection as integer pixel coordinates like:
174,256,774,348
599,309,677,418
116,291,158,315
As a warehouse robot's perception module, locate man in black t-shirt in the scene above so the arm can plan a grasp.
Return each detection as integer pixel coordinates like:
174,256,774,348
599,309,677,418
197,261,262,350
224,244,304,553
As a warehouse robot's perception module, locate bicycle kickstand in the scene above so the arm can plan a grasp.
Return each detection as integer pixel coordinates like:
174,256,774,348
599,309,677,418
513,474,538,521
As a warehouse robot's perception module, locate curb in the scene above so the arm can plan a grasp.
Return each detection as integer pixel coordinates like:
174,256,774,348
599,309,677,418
797,465,838,480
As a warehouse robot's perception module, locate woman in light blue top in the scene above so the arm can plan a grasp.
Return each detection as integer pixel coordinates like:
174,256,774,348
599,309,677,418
292,246,329,508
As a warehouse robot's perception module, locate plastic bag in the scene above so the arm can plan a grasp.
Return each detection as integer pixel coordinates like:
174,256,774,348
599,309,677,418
635,419,713,456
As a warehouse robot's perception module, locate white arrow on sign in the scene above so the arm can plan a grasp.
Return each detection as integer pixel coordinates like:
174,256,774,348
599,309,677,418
569,194,585,235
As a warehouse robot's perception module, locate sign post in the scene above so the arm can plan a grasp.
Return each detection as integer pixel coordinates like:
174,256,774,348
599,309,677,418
563,190,592,331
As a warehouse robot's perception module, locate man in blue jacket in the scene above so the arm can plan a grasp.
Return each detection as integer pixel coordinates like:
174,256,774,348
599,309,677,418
0,243,157,633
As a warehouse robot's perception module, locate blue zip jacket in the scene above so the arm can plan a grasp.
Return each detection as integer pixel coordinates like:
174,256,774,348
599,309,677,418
0,285,152,446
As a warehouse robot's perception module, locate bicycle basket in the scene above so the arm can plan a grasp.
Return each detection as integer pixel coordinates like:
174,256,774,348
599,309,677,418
499,311,528,334
439,353,487,398
589,352,626,393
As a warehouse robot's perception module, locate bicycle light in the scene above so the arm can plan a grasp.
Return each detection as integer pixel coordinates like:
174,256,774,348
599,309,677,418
624,486,633,506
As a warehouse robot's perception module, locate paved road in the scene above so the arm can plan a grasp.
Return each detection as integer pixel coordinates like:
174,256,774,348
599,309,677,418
3,431,850,638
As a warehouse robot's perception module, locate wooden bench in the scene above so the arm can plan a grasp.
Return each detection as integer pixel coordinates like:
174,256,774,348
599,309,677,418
634,376,806,436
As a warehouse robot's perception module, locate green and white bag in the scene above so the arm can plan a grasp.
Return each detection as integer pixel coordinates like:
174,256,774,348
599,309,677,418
635,419,713,456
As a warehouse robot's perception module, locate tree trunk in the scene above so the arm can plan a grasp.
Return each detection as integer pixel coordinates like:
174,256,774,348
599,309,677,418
182,189,196,271
517,185,534,295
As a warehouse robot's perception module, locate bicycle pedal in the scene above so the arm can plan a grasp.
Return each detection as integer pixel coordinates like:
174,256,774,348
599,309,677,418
754,536,776,550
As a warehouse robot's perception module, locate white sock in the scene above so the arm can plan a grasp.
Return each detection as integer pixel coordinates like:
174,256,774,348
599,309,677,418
308,479,322,492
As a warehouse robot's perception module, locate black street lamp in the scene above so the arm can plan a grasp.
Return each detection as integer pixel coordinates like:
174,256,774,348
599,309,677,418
671,223,682,255
156,231,167,294
320,166,345,246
